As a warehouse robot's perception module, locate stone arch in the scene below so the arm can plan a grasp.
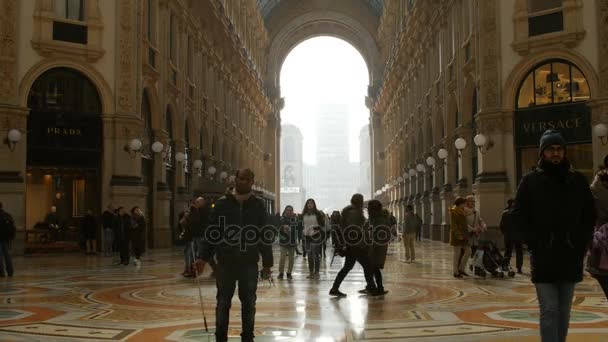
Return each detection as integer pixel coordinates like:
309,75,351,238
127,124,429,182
503,49,599,111
265,4,382,98
142,86,162,130
164,104,178,139
19,59,113,114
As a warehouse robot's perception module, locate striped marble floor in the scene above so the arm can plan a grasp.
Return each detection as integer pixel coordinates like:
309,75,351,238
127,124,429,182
0,240,607,341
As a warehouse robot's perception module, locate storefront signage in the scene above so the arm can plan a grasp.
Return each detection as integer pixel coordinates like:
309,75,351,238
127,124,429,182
514,103,591,147
27,111,101,167
47,127,83,136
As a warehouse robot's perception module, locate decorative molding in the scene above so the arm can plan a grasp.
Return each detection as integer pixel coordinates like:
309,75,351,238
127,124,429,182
512,0,586,56
479,0,500,110
0,0,18,104
116,0,135,114
474,172,509,184
598,0,608,97
31,0,105,62
0,171,23,183
111,175,143,186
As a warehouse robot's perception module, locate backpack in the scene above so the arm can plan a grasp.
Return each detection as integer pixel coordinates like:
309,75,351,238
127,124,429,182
0,211,16,241
587,223,608,272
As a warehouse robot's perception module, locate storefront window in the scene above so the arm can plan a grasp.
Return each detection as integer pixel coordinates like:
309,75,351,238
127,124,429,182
517,60,590,109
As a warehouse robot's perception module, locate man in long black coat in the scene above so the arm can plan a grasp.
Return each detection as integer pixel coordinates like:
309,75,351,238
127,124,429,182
512,129,595,342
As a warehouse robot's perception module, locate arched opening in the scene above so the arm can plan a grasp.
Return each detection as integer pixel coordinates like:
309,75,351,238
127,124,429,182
25,67,102,251
279,36,370,211
514,59,592,181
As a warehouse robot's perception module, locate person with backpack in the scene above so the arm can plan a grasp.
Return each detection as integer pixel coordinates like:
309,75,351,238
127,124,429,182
589,168,608,299
0,202,15,277
511,130,595,342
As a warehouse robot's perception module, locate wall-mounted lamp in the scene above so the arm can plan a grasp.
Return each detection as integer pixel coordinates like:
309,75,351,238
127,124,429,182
397,176,404,183
124,138,142,157
193,159,203,173
403,171,410,180
473,133,494,154
228,175,236,183
408,169,417,177
207,166,217,180
175,152,186,163
151,141,164,154
426,156,435,168
437,148,449,160
4,129,21,152
416,163,425,173
594,123,608,145
454,137,467,156
375,190,383,196
220,171,228,181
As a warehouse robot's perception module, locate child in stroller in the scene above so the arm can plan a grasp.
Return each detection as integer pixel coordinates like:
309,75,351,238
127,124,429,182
471,240,516,278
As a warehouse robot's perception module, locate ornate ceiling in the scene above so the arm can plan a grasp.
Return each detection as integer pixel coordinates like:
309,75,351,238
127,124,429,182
257,0,383,19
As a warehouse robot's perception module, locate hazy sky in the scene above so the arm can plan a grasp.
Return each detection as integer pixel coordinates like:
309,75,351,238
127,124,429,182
280,36,370,164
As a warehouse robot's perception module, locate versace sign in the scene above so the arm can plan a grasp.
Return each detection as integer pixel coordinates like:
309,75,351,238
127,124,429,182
514,102,591,148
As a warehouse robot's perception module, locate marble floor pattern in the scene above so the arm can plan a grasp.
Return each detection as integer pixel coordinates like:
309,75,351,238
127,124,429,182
0,240,607,342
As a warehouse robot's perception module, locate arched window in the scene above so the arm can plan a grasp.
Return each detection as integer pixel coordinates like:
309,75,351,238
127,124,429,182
517,59,590,109
28,67,101,114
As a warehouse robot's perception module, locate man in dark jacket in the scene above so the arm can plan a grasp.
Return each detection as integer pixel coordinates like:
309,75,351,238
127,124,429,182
499,199,523,274
329,193,376,297
198,169,273,342
181,197,215,276
512,129,595,342
0,202,15,277
101,205,115,257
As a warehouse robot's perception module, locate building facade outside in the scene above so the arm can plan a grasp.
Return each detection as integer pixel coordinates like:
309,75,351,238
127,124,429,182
279,124,305,212
358,124,372,199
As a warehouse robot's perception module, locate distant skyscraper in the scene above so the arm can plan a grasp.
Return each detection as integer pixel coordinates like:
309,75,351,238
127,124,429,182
280,124,305,211
307,103,361,211
358,124,371,198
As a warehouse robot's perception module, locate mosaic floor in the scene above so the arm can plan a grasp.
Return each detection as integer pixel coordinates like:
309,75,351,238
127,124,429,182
0,240,607,341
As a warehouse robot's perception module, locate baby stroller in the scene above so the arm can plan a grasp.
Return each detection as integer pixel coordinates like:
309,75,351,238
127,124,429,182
471,240,515,278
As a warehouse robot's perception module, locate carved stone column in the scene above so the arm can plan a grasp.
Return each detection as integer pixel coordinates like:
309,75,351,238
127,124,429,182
592,1,608,169
0,0,27,253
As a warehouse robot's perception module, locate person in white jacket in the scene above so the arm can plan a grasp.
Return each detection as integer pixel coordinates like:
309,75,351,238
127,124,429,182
300,198,328,279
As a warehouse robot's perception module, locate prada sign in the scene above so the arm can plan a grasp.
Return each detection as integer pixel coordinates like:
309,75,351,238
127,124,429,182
514,103,591,147
27,111,101,167
46,127,83,136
